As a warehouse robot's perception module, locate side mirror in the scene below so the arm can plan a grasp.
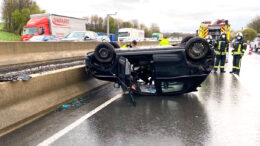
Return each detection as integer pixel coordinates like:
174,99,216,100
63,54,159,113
39,27,45,35
84,36,90,40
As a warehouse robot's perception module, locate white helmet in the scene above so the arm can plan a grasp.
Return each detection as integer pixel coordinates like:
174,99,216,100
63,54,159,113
221,32,227,35
220,32,226,39
206,35,213,40
236,32,243,40
236,32,243,37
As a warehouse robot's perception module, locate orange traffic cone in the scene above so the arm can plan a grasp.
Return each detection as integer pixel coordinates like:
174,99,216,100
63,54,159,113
249,48,252,55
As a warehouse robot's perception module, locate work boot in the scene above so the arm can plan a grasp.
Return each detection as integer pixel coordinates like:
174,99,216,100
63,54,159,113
236,71,240,76
221,70,226,73
229,71,234,73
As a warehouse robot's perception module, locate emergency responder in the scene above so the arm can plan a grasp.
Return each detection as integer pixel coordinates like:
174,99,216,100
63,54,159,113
206,35,215,49
230,32,247,75
214,32,229,73
122,40,137,49
159,37,170,46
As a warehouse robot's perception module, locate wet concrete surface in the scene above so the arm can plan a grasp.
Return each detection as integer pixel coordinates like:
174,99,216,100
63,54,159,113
1,52,260,146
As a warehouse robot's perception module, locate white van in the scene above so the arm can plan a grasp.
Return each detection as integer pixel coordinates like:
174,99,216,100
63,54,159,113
118,28,144,42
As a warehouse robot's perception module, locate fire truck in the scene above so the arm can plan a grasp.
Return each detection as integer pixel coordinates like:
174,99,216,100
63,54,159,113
199,19,230,40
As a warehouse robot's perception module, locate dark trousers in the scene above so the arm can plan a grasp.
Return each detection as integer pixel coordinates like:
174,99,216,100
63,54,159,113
214,55,226,72
232,55,242,75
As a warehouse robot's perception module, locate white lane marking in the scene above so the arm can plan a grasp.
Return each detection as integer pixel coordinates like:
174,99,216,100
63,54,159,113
37,94,122,146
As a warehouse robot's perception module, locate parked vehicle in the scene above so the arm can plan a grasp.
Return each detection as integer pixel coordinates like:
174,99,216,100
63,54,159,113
199,19,230,41
250,35,260,52
118,28,144,42
22,13,87,41
85,37,214,105
28,35,59,42
146,37,158,41
152,33,163,41
96,33,111,42
61,31,101,42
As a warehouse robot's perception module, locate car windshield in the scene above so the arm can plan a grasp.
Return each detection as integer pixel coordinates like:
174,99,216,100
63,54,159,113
23,27,38,36
29,36,45,41
65,32,85,39
119,32,130,37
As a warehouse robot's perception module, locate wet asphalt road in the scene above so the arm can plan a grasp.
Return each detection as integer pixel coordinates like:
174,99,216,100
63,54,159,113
1,51,260,146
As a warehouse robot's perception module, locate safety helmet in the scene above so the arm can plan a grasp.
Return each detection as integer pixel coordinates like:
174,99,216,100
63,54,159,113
236,32,243,40
206,35,213,40
220,32,226,39
221,32,227,35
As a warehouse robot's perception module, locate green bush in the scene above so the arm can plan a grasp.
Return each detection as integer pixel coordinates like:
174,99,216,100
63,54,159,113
242,29,257,41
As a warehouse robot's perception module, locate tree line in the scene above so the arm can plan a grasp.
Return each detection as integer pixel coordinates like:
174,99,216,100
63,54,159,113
84,15,160,37
1,0,45,35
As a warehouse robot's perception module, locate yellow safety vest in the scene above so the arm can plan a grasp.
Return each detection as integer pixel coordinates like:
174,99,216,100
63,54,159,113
121,44,131,50
159,38,170,46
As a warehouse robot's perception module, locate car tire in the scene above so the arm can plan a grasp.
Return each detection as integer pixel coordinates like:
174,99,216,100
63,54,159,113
109,42,120,49
181,36,194,45
94,43,115,63
185,37,210,60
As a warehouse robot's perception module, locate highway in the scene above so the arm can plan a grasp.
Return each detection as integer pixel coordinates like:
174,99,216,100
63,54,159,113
1,51,260,146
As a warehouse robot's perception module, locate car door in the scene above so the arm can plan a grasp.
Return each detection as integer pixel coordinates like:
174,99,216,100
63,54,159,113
152,51,189,94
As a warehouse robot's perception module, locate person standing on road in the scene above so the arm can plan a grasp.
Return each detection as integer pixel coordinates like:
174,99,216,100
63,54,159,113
121,40,137,49
159,37,170,46
214,32,229,73
206,35,215,49
230,32,247,75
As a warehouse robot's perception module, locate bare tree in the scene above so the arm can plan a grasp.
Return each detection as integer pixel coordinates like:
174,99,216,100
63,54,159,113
150,23,160,33
131,19,139,29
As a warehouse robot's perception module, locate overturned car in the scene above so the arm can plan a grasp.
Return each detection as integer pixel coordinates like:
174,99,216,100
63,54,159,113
85,37,214,104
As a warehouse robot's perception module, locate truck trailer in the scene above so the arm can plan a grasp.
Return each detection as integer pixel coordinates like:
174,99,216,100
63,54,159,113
22,13,87,41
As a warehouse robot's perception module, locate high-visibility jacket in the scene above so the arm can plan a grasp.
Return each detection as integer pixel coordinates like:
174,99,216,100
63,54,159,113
121,44,132,49
159,38,170,46
214,38,229,55
232,39,247,55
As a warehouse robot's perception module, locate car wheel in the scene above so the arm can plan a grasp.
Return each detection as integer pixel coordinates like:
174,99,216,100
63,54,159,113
94,43,115,63
109,42,120,49
185,37,210,60
181,36,194,45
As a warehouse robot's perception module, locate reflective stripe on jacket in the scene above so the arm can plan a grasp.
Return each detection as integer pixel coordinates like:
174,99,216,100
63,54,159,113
215,39,229,55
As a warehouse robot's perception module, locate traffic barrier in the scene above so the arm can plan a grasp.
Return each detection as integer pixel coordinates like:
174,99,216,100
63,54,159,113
0,65,107,137
0,41,179,68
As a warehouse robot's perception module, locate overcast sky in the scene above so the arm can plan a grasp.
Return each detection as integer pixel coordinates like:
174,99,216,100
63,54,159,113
1,0,260,33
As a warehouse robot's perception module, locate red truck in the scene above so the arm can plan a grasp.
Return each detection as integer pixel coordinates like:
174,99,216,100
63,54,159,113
22,13,87,41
